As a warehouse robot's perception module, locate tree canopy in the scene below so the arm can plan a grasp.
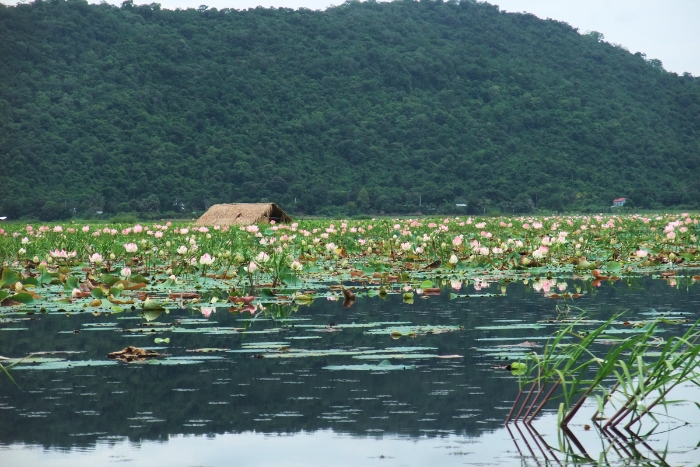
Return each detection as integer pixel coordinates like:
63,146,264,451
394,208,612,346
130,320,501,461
1,0,699,219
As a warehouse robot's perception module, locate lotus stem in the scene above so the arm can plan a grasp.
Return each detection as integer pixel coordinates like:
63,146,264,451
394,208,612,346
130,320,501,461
522,381,546,421
514,381,538,422
527,380,561,423
505,388,523,424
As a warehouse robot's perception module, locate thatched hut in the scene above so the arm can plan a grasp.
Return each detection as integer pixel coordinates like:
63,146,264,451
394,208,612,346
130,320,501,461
196,203,292,227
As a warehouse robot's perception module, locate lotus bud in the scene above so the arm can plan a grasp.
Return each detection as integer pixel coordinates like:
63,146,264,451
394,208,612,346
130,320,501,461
15,282,23,291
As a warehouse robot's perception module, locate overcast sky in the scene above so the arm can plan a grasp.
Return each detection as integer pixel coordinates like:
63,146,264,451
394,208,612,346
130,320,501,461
7,0,700,75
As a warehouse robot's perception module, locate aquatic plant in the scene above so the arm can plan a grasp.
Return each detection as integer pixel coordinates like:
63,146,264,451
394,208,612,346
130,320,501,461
506,313,700,461
0,213,698,316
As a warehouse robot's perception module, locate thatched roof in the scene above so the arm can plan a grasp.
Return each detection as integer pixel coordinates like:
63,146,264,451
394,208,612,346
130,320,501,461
196,203,292,226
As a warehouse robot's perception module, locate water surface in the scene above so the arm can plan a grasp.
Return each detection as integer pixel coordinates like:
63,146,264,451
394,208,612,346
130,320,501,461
2,275,700,465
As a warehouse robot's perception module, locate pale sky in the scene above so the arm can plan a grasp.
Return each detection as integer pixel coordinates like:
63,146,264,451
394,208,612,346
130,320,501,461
7,0,700,75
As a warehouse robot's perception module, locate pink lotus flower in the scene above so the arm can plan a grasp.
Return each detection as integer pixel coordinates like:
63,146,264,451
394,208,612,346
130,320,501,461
120,267,131,279
82,225,90,232
89,253,103,264
123,243,138,253
53,226,63,232
50,249,77,259
532,246,549,259
199,253,215,265
201,307,215,318
256,252,270,263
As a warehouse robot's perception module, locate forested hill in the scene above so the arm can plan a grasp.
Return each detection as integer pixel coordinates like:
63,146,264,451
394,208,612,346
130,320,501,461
1,0,700,219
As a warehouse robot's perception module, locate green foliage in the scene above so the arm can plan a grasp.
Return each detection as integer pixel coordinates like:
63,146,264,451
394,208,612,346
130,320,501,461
1,0,700,218
110,213,139,224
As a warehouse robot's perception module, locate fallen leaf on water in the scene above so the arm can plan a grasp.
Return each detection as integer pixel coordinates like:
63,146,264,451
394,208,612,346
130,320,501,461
107,346,161,363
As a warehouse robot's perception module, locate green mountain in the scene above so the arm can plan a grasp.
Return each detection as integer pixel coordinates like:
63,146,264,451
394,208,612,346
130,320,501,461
1,0,699,219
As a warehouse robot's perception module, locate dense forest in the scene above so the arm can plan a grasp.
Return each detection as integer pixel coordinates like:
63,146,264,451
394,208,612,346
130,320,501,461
1,0,700,220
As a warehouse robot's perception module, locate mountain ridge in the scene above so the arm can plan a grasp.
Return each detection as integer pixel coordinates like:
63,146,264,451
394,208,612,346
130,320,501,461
1,0,699,219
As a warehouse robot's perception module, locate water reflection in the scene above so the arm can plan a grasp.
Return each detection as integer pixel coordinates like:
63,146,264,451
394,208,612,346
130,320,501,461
1,274,700,464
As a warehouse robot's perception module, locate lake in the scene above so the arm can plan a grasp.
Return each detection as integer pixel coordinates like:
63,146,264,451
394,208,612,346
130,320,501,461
2,273,700,466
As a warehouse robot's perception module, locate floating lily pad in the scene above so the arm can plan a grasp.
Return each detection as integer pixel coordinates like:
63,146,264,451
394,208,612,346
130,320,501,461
14,360,118,370
324,360,416,371
365,325,464,336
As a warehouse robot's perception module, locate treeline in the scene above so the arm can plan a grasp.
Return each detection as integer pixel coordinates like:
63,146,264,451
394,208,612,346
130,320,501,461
1,0,700,220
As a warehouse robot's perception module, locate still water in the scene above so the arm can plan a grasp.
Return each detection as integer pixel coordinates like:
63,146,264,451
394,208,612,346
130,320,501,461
1,275,700,465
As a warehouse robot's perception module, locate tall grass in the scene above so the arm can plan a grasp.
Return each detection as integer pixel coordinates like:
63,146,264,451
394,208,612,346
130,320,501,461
507,315,700,435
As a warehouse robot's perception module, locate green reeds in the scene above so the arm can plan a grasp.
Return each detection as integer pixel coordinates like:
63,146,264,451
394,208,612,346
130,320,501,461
0,356,23,388
507,315,700,437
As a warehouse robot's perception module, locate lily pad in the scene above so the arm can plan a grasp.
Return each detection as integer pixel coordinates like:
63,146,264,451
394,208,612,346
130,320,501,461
324,360,416,371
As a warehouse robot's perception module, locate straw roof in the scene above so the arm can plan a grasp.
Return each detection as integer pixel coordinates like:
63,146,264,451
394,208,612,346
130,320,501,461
196,203,292,227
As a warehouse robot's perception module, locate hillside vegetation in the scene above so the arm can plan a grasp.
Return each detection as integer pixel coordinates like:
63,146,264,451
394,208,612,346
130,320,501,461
1,0,700,219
